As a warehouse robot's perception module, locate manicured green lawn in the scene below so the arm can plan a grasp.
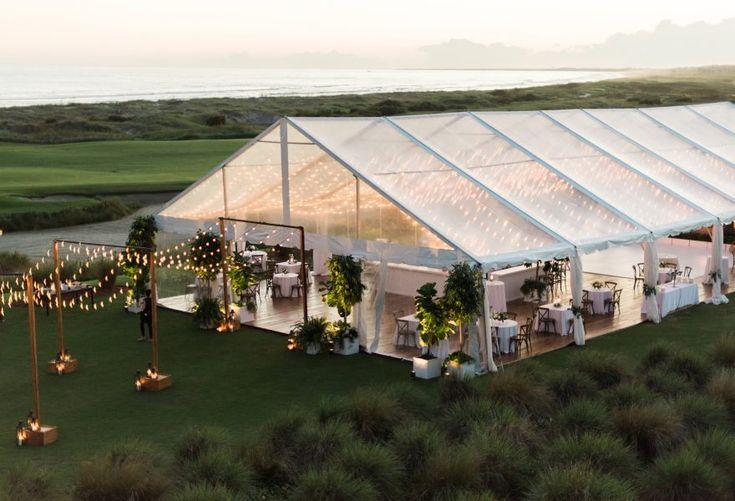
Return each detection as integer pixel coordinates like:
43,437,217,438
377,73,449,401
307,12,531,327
0,139,243,210
0,298,417,482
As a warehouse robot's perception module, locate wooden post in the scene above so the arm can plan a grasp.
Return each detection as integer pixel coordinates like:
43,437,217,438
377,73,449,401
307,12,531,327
52,241,64,354
149,251,159,370
300,227,307,324
26,277,41,424
219,218,230,314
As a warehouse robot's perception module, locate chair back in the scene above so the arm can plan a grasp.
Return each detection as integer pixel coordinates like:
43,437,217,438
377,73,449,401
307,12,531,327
537,307,550,321
637,263,645,276
684,266,692,278
613,288,622,303
604,281,618,291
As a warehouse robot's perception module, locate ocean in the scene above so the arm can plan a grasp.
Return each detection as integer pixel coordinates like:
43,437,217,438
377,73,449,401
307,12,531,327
0,67,621,108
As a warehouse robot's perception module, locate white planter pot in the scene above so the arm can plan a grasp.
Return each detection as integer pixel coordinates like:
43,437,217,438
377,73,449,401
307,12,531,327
413,356,442,379
126,302,143,314
447,361,476,380
305,342,321,355
334,337,359,355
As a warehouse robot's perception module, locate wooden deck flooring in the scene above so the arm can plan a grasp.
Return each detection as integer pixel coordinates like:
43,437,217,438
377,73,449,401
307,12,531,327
158,268,735,367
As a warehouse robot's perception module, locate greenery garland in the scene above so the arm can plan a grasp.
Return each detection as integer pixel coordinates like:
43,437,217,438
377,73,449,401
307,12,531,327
643,284,657,297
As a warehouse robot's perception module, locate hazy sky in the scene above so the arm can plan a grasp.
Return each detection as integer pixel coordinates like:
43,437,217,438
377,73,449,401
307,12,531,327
3,0,735,65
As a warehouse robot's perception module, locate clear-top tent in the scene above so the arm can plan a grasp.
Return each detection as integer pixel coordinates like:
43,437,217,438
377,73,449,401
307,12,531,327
157,101,735,273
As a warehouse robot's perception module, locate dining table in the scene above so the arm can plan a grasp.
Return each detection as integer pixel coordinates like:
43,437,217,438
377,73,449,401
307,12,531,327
583,286,613,315
272,272,300,298
489,318,519,353
534,303,574,335
641,281,700,318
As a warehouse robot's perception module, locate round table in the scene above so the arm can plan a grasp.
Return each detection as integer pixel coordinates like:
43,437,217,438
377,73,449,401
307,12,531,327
490,319,518,354
583,287,612,315
272,273,300,298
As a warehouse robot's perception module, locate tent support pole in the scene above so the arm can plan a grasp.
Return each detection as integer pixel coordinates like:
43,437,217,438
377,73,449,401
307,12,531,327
280,119,291,225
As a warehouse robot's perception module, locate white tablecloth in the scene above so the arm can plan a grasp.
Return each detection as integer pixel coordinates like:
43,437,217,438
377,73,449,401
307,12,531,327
641,282,699,318
658,254,679,268
583,287,612,315
490,319,518,353
535,303,573,335
276,261,312,284
657,268,675,285
273,273,300,298
704,256,731,284
486,280,507,313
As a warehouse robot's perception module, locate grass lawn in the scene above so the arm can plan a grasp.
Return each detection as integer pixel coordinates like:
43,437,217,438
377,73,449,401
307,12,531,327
0,297,419,483
0,139,243,203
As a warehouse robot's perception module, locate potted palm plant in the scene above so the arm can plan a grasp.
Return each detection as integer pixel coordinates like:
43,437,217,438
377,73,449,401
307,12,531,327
442,262,482,376
192,296,223,330
413,282,453,379
321,255,366,355
228,253,258,323
288,316,330,355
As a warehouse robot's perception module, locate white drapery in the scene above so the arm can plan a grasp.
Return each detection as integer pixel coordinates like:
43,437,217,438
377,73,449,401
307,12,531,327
709,222,729,305
482,282,498,373
569,250,586,345
643,239,661,323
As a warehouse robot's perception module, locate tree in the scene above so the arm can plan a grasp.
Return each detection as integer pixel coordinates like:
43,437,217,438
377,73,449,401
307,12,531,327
443,262,483,351
415,282,454,354
321,255,366,325
122,215,157,297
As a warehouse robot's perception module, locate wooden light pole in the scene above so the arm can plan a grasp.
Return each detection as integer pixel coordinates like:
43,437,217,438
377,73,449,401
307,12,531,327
47,241,79,374
149,251,159,370
24,276,58,446
218,218,235,331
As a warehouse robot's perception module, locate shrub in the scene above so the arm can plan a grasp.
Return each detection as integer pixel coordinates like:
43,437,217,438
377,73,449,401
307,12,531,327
288,467,378,501
289,419,354,474
612,402,684,461
1,463,53,501
672,394,728,432
243,411,307,486
706,369,735,416
316,395,348,424
664,352,711,387
385,383,438,420
604,382,654,408
439,374,479,405
543,433,638,476
644,368,692,397
420,447,481,498
683,429,735,484
165,483,235,501
74,446,170,501
471,431,533,498
0,251,31,273
390,422,443,481
181,451,252,494
336,442,402,497
571,351,628,389
639,341,678,371
712,335,735,368
175,426,229,464
554,399,610,435
344,391,405,442
103,438,165,467
431,491,497,501
525,463,636,501
640,448,724,501
441,399,501,441
480,370,554,417
205,114,226,126
546,369,598,405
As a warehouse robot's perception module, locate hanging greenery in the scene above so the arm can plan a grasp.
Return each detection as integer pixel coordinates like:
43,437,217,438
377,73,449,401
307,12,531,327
227,251,259,310
414,282,453,353
122,215,157,296
443,262,483,351
321,255,366,340
643,284,657,297
189,230,221,280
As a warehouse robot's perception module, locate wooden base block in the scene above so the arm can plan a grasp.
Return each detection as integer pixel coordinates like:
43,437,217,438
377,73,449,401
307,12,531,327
141,374,172,392
26,426,58,447
46,358,79,375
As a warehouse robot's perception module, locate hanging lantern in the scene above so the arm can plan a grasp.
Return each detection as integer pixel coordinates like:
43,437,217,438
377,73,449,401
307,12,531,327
16,421,27,447
146,362,158,380
134,371,144,391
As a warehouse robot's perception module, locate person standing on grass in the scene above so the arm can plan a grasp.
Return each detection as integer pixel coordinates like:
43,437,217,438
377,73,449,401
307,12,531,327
138,289,153,342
